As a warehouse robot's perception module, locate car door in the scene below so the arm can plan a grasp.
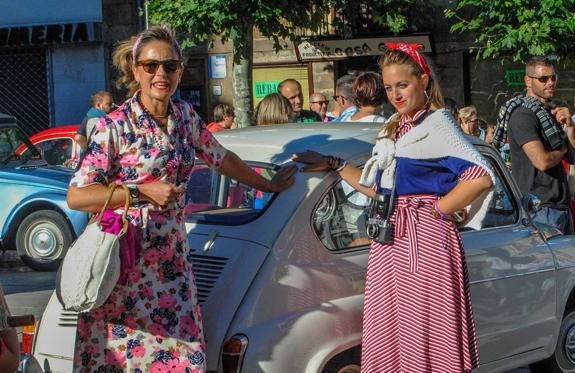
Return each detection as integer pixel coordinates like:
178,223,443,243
464,146,557,365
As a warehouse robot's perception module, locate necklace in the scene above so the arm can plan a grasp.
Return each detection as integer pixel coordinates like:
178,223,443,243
138,95,170,121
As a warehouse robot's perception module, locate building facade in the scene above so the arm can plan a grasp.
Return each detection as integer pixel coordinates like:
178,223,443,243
181,3,575,124
1,0,142,134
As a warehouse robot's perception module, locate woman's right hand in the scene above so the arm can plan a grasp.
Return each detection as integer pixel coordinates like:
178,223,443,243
138,180,184,208
291,150,332,172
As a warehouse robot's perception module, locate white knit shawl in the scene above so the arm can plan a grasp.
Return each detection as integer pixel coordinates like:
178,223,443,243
360,109,495,230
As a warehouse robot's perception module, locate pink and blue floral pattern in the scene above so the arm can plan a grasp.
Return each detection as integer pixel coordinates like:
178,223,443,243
70,92,227,372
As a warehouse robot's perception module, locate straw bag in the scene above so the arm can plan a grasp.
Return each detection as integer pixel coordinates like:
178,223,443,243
56,184,130,312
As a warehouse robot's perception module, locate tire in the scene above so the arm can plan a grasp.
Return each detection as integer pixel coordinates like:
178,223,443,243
322,347,361,373
15,210,74,272
530,310,575,373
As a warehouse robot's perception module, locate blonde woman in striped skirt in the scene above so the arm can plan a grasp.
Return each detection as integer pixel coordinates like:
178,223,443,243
293,43,493,372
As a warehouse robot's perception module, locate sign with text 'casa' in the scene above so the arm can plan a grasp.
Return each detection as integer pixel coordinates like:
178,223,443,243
297,35,432,62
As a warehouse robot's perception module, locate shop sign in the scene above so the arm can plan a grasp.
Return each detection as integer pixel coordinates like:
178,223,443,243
505,69,525,86
0,22,101,47
296,35,432,62
254,81,281,98
209,55,227,79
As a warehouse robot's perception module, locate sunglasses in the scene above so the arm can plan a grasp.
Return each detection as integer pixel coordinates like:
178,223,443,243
528,74,557,83
137,59,183,74
333,95,347,101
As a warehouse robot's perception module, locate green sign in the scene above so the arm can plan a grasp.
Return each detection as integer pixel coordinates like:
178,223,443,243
254,81,281,98
505,69,525,86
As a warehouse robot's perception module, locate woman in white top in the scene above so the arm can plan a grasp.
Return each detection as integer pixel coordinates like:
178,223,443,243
346,71,387,123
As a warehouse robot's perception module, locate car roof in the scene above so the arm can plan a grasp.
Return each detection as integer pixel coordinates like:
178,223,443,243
214,122,382,164
0,113,16,126
29,125,80,140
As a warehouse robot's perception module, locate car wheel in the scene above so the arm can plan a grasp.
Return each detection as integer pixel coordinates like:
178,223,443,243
531,310,575,373
16,210,73,272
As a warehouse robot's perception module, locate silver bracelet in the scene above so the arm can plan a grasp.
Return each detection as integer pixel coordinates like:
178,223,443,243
334,158,347,172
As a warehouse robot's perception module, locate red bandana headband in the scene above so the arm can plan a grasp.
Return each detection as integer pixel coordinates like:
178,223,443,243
385,42,431,76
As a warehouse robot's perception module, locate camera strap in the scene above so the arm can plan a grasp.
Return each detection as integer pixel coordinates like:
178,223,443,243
371,161,397,220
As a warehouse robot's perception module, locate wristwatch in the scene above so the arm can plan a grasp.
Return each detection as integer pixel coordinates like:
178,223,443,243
127,184,140,208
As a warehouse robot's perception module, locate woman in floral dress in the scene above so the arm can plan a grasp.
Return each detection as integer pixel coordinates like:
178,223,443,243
67,26,296,372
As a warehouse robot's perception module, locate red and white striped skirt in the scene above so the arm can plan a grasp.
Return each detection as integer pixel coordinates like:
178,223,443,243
361,195,479,373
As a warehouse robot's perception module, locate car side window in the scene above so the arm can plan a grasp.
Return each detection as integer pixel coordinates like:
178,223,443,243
313,179,371,251
40,139,73,166
185,161,277,224
474,155,518,229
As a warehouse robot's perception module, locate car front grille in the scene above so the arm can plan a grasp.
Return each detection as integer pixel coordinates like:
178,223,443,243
56,254,228,323
57,310,79,327
190,254,228,304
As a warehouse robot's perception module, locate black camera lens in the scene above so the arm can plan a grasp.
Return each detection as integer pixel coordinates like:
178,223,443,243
366,223,379,240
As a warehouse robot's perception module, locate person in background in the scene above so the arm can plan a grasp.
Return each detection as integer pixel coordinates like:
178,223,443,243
346,71,387,123
207,103,235,132
293,42,491,373
255,93,294,126
0,285,19,373
278,79,322,123
67,26,297,372
444,96,459,121
332,74,359,122
506,56,575,234
75,91,115,150
458,105,482,137
309,93,330,122
325,100,341,122
483,122,496,145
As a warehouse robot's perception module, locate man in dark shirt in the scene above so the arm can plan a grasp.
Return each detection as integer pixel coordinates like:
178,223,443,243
278,79,322,123
508,56,575,233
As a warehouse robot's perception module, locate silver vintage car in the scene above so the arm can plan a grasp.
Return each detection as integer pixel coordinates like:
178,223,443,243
24,123,575,373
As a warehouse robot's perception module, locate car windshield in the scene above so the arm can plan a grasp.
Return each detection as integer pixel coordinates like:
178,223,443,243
0,126,41,165
185,161,277,225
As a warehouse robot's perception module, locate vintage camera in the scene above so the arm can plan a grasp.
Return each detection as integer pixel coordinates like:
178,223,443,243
366,193,395,243
366,217,394,243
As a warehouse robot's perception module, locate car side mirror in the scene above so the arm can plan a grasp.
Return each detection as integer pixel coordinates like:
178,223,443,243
521,194,541,215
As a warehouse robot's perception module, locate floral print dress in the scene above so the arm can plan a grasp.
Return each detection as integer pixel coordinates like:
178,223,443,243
69,92,227,373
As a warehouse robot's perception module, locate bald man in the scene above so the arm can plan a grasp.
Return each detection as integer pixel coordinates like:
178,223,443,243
309,92,330,122
278,79,322,123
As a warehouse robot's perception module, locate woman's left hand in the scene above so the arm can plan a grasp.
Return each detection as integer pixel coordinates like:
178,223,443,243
267,164,298,193
291,150,331,172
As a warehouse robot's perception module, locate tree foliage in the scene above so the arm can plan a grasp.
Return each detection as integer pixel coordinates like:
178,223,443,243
445,0,575,62
147,0,330,51
146,0,415,127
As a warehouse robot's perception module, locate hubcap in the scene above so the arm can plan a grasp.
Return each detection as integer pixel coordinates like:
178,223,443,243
26,221,61,258
565,324,575,364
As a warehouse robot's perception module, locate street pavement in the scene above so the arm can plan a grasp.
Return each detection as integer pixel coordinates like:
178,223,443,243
0,250,533,372
0,251,55,321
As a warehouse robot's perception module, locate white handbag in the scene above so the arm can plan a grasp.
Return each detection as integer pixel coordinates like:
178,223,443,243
56,184,130,312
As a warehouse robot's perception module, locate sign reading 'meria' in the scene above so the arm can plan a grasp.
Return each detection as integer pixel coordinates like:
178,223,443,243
0,22,102,47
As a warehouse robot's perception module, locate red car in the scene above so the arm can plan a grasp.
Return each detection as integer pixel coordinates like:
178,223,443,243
16,125,80,168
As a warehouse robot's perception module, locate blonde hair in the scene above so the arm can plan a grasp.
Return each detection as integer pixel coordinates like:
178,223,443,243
378,49,444,139
255,93,294,125
458,105,477,124
112,26,183,98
